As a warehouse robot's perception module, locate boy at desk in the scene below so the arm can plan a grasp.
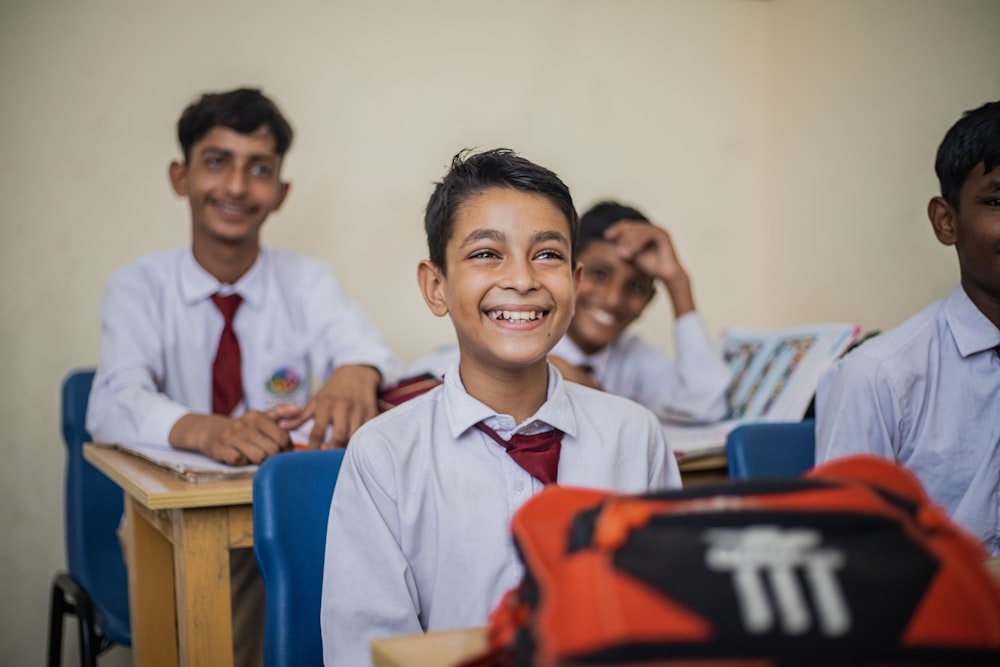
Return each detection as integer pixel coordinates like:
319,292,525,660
410,200,731,426
86,87,400,665
815,100,1000,556
320,148,681,666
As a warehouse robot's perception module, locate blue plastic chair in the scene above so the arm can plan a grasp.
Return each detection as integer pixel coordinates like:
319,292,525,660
253,449,346,667
47,369,131,667
726,420,817,480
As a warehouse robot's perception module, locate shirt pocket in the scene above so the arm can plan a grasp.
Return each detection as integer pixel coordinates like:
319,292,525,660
245,352,312,410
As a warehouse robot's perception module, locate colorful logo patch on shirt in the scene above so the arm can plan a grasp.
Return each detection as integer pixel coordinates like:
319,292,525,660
266,367,302,396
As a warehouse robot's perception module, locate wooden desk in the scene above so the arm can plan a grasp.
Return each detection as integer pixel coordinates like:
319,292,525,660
84,444,253,667
678,453,729,486
372,626,486,667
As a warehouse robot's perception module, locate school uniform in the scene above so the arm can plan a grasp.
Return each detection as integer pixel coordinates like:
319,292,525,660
86,246,402,445
815,285,1000,555
407,312,731,426
320,363,680,667
86,246,401,667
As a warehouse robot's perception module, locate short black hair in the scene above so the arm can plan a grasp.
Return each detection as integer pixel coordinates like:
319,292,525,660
934,100,1000,209
424,148,578,273
577,200,650,255
176,87,294,162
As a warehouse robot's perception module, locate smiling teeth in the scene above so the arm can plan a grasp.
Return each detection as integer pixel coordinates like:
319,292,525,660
590,309,616,326
490,311,542,321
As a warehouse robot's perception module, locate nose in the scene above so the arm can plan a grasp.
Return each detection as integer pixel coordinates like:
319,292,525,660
225,167,248,197
593,280,624,311
500,255,541,293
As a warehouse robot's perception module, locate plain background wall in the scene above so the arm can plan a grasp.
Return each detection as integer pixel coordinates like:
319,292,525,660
0,1,997,664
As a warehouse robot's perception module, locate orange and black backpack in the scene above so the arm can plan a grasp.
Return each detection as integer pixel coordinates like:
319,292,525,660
467,455,1000,666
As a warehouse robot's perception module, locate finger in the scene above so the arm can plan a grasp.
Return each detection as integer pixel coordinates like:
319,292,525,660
308,405,333,450
328,401,353,449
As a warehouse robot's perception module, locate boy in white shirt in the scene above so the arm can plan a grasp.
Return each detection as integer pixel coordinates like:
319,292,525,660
321,149,680,666
815,100,1000,555
86,87,401,665
409,200,731,425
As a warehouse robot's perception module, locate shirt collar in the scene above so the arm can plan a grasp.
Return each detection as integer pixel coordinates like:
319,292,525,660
944,284,1000,357
441,361,578,441
178,247,267,309
550,335,612,379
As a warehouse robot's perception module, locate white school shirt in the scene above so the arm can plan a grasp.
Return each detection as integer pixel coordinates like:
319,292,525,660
406,312,731,425
86,247,403,448
815,285,1000,555
320,363,680,667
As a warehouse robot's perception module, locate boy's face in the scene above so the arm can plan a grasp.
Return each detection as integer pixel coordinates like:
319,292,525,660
418,187,580,376
169,126,289,249
929,163,1000,304
566,238,654,354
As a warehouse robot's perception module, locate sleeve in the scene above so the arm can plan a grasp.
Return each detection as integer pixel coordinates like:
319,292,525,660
85,269,191,448
320,430,422,667
814,355,899,464
299,260,404,389
645,408,683,491
630,313,732,426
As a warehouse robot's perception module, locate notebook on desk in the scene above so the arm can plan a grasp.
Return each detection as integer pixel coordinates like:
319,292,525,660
98,442,258,482
667,322,861,461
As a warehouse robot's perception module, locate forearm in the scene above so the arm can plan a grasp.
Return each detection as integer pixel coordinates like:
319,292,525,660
661,269,695,318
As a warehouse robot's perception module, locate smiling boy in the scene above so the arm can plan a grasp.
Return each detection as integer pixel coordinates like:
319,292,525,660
320,149,679,666
816,100,1000,556
85,87,401,665
408,200,732,426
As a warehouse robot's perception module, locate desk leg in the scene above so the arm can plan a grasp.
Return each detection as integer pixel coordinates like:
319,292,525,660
171,506,234,667
124,496,179,667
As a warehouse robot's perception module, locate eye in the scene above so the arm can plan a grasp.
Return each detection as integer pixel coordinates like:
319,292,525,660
250,163,273,178
585,266,610,282
628,279,654,296
468,248,500,260
205,155,226,170
535,249,566,262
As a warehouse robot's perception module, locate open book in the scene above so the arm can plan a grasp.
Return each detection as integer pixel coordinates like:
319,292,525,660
666,322,861,461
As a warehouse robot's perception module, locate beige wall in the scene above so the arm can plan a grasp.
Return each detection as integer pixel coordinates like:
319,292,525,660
1,1,997,664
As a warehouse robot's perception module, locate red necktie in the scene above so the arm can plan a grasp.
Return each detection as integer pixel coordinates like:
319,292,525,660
475,422,563,485
211,293,243,416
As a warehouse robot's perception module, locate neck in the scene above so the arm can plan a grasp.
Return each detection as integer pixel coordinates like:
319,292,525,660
192,240,259,285
458,359,550,424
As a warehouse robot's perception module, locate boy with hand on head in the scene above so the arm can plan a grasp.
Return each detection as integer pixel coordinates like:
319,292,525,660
409,200,731,426
547,201,731,425
86,87,401,665
87,87,401,463
815,100,1000,556
320,149,680,666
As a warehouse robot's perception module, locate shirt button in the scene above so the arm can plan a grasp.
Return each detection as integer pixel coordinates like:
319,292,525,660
513,480,524,492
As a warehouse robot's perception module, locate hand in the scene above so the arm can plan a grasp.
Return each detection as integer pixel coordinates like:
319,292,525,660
280,364,381,449
548,355,603,390
169,405,299,466
605,221,695,317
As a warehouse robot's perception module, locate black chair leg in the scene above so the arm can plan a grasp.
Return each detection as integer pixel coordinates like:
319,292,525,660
49,572,102,667
47,578,70,667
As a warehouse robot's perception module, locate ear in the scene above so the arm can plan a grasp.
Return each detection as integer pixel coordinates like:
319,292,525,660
573,261,583,292
417,260,449,317
168,161,187,196
928,196,957,246
273,181,291,211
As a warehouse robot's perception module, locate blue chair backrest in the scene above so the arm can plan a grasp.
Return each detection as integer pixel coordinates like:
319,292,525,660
726,420,816,480
61,368,131,644
253,449,346,667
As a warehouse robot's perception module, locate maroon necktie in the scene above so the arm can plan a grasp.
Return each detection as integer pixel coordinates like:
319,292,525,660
211,293,243,416
475,422,563,485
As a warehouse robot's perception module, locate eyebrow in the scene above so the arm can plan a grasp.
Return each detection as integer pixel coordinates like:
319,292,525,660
197,146,279,163
985,180,1000,193
458,228,570,249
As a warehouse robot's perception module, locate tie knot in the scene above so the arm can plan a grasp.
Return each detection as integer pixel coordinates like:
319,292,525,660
211,293,242,323
475,422,563,485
